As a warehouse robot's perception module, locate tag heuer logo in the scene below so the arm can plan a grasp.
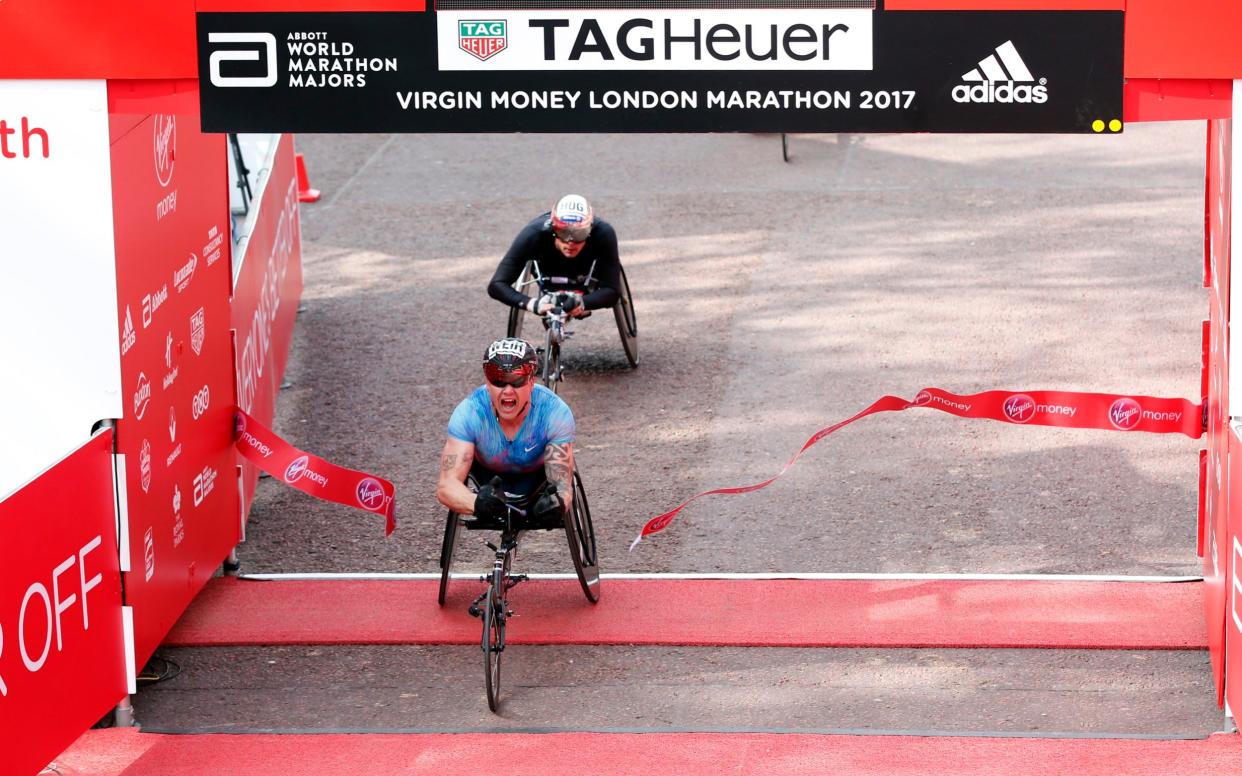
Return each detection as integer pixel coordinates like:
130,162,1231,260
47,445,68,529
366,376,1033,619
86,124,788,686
459,20,506,61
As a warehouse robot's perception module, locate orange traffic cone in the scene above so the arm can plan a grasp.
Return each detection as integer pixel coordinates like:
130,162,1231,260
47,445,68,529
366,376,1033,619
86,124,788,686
295,152,321,203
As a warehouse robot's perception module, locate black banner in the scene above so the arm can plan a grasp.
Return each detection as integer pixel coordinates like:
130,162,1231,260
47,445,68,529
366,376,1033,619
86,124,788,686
198,9,1122,134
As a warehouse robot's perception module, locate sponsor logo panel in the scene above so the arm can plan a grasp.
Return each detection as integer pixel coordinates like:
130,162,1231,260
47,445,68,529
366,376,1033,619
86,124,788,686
437,10,873,72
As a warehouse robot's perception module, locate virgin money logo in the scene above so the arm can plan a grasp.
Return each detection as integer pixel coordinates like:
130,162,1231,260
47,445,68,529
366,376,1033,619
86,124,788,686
913,391,932,406
1002,394,1035,423
357,478,387,510
1109,397,1142,430
154,115,176,187
284,455,309,482
285,454,329,486
133,372,151,419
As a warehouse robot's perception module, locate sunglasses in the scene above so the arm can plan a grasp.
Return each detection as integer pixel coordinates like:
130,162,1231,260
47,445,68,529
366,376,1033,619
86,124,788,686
488,374,530,389
484,363,534,388
554,228,590,244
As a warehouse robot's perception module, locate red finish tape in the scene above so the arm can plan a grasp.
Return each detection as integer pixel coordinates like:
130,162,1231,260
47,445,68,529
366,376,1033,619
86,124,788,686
234,409,396,535
632,387,1203,549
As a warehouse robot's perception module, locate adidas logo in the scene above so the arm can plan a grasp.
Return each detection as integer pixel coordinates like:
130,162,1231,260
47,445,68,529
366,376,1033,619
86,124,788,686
120,306,136,356
952,40,1047,105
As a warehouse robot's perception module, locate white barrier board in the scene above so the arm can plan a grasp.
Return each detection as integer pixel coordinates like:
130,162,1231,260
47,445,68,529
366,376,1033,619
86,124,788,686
0,80,121,499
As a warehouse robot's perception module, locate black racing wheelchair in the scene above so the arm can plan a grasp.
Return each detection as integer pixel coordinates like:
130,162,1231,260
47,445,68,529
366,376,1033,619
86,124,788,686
506,260,638,393
437,466,600,712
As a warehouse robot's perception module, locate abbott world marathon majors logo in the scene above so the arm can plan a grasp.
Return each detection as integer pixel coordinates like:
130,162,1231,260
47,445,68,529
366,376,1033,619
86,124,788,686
436,8,873,71
207,30,398,88
952,40,1047,105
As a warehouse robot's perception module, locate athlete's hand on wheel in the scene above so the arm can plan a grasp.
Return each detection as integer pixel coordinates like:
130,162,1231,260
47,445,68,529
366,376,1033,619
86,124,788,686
532,483,566,520
473,476,508,521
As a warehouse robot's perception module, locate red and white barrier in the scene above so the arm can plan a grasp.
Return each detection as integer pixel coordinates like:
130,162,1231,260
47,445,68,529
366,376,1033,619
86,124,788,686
231,133,304,526
109,81,243,669
0,431,127,776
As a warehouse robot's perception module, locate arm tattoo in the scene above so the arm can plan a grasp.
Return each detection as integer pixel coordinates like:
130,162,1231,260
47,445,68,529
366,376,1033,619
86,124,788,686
440,453,458,472
544,443,572,492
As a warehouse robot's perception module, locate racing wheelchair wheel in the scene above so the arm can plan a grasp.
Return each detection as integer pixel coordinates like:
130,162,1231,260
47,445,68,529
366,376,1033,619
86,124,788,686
506,260,535,339
541,341,561,395
565,467,600,603
482,547,510,712
613,265,639,368
438,474,478,606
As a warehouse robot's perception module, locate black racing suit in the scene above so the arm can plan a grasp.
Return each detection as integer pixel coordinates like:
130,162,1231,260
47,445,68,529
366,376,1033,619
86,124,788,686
487,212,622,311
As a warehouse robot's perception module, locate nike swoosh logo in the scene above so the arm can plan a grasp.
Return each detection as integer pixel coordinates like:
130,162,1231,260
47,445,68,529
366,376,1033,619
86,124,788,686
524,443,541,452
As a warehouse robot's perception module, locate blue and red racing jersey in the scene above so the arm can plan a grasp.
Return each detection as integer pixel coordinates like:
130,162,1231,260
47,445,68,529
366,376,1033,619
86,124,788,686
447,383,575,493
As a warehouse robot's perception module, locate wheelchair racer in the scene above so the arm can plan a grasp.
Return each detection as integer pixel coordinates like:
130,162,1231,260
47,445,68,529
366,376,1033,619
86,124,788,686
487,194,622,319
436,338,575,525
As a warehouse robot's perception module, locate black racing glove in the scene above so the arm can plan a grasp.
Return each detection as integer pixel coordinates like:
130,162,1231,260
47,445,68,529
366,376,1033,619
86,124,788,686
532,483,566,521
473,476,507,521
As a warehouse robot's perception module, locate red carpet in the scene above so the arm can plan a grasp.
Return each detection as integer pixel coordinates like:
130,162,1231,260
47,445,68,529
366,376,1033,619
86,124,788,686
54,728,1242,776
164,578,1206,649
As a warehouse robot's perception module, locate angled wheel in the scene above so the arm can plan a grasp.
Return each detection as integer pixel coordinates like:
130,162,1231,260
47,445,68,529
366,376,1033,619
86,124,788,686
613,265,638,368
565,468,600,603
482,582,504,712
437,509,462,606
541,341,561,394
507,260,536,339
439,474,477,606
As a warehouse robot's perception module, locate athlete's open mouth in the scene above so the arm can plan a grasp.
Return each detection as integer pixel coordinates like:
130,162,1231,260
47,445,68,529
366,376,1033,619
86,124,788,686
500,396,518,411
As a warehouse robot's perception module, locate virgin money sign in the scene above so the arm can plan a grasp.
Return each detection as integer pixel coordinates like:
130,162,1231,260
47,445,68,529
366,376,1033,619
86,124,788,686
235,410,396,534
198,9,1122,133
0,432,126,776
110,82,238,668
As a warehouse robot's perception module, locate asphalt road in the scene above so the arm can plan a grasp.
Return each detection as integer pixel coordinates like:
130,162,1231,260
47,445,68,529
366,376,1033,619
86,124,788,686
133,124,1223,738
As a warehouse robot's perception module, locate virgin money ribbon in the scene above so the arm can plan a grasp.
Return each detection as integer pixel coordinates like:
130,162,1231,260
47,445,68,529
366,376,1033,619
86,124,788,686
234,409,396,535
630,387,1202,550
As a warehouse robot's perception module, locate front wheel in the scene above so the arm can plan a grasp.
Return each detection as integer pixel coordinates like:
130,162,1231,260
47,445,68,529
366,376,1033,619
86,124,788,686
541,341,561,394
482,580,504,712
